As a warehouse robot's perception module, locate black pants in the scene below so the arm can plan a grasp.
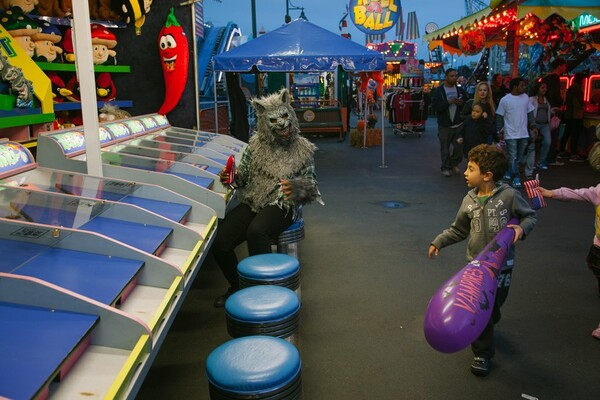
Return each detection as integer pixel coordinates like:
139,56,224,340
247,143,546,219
560,118,583,156
471,268,513,359
585,244,600,296
437,125,464,171
211,203,294,289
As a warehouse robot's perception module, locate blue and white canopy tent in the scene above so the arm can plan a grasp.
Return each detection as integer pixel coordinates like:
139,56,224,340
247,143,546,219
212,19,389,162
212,18,385,72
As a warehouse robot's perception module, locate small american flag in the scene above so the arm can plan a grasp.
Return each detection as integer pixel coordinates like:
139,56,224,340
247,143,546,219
523,175,546,209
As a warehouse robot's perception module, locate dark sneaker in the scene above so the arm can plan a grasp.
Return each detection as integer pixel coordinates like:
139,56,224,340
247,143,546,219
213,287,237,308
471,357,490,376
512,177,522,188
452,166,461,174
569,155,586,162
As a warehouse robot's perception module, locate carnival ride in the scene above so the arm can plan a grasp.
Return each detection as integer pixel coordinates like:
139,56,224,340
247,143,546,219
197,22,241,100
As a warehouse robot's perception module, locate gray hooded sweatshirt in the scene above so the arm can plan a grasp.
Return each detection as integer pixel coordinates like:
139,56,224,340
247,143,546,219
431,183,536,266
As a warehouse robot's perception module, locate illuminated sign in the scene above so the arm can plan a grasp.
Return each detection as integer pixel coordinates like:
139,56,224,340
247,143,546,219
349,0,400,35
578,14,600,28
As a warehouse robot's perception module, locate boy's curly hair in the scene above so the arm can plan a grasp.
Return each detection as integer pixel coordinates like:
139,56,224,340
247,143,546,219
468,144,508,181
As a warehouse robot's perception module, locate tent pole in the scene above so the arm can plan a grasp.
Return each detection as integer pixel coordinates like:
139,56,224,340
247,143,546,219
380,84,387,168
191,3,200,129
212,60,219,133
362,87,368,148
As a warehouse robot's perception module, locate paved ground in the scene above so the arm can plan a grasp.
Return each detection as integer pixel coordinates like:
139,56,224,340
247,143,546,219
137,117,600,400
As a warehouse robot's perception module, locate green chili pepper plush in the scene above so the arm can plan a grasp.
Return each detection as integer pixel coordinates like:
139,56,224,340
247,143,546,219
157,8,189,116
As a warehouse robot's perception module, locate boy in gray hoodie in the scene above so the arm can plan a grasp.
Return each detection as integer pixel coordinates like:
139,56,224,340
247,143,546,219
429,144,536,376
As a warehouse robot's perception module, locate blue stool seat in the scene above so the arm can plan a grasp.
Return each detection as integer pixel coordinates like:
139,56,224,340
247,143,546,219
206,336,302,399
238,254,300,291
225,286,300,341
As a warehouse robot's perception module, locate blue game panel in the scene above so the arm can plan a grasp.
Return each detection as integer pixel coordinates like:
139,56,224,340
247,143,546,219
79,217,172,255
0,302,98,400
14,247,144,305
163,171,214,189
118,196,191,223
0,239,48,273
53,183,127,202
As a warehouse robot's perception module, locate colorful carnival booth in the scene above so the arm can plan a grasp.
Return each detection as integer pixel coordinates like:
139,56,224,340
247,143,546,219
423,0,600,153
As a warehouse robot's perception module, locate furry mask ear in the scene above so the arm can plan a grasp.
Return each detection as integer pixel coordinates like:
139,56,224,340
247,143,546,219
278,88,290,105
252,97,266,114
252,88,291,114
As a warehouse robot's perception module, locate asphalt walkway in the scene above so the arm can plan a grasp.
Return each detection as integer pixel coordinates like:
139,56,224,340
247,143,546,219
137,117,600,400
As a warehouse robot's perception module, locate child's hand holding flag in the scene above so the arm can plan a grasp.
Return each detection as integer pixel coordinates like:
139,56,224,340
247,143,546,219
524,174,547,209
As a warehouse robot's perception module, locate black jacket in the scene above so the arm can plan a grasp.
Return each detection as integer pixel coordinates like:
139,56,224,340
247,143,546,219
431,84,469,127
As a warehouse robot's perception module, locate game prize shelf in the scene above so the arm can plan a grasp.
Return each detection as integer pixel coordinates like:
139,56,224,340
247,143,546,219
36,114,246,218
0,142,217,398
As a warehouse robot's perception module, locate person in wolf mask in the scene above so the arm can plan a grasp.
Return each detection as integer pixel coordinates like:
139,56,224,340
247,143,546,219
211,89,323,307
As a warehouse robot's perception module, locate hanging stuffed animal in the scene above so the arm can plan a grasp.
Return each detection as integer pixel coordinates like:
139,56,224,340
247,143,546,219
110,0,153,35
157,8,188,115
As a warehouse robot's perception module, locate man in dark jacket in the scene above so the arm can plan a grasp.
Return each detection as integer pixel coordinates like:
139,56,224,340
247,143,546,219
431,68,469,177
541,57,567,165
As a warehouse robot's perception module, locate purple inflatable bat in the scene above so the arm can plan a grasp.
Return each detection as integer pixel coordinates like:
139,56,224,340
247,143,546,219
424,218,518,353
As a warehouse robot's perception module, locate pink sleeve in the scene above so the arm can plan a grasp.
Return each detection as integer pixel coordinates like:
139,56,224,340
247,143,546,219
553,184,600,205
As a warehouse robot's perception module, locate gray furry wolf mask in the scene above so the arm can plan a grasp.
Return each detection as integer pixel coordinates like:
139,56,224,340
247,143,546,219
252,89,301,146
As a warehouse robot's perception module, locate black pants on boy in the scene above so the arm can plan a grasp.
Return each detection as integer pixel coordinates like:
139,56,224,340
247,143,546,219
211,203,294,289
471,268,513,359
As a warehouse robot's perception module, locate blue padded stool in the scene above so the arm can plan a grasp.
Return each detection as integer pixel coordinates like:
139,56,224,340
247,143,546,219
225,285,300,345
206,336,302,400
238,253,301,299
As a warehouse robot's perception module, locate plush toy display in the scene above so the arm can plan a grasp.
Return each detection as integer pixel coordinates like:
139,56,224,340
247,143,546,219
157,8,188,116
98,103,130,122
35,0,71,18
0,7,39,58
32,21,63,62
95,71,116,101
64,73,79,101
97,0,120,21
111,0,153,35
0,52,34,108
47,71,71,102
60,27,74,62
90,23,117,64
1,0,38,13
